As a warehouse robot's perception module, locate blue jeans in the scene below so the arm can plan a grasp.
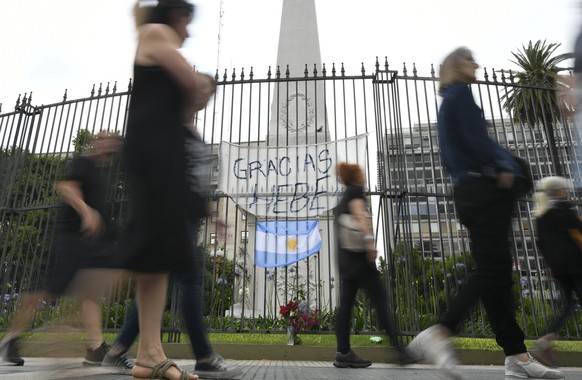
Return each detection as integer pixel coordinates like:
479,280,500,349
115,220,212,359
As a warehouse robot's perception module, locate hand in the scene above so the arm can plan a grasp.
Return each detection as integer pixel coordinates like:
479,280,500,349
80,208,104,239
366,244,377,263
497,171,515,189
191,73,216,112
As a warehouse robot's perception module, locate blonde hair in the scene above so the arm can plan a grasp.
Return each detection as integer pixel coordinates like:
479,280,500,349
533,176,570,217
439,46,472,95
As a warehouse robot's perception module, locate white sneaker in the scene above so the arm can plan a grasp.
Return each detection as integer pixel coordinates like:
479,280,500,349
407,325,464,379
505,353,565,379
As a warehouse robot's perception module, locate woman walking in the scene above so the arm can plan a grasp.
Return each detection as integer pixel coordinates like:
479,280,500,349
120,1,215,379
404,47,564,380
533,176,582,367
333,162,400,368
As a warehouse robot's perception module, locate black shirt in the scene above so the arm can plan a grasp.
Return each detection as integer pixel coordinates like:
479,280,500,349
56,155,109,235
536,200,582,275
335,185,375,278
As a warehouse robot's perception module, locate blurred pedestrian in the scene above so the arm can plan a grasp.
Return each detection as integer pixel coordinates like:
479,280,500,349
104,127,241,379
569,24,582,190
532,176,582,367
403,47,564,380
0,131,122,367
119,1,215,379
332,162,402,368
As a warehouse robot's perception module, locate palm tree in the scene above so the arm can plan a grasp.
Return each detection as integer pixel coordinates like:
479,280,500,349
501,40,573,176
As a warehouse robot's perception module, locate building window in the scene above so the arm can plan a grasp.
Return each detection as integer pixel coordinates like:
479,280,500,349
241,230,248,243
210,233,217,245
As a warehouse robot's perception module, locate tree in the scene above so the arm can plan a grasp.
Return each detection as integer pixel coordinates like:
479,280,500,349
72,129,94,154
501,40,573,176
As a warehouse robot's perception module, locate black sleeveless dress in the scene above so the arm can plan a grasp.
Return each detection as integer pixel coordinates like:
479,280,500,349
121,65,194,273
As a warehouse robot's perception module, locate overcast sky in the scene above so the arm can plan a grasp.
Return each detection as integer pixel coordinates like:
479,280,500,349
1,0,581,108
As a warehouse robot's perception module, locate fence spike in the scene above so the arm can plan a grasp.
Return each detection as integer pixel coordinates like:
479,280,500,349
285,65,290,78
240,67,245,80
412,63,417,77
322,63,327,77
340,63,345,77
98,83,103,96
361,62,365,76
27,92,33,105
492,68,498,83
276,65,281,79
112,81,117,94
91,84,95,97
384,56,389,71
500,69,506,82
214,69,219,81
249,67,254,80
375,56,380,73
14,94,21,111
304,64,308,78
63,89,68,102
402,62,407,77
331,63,336,77
105,82,110,95
223,69,228,82
128,78,133,92
483,67,489,82
313,63,318,77
231,68,236,81
508,69,515,83
430,64,435,78
267,66,272,79
0,103,2,113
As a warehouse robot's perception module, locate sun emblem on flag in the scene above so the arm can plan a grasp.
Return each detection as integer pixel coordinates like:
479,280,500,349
287,237,298,251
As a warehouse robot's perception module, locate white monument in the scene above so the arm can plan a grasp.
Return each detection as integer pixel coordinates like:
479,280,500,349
233,0,340,319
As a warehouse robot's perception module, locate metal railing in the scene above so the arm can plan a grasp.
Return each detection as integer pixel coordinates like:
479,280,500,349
0,59,580,341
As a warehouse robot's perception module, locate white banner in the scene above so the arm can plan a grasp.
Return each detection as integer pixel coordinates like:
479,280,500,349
218,135,368,218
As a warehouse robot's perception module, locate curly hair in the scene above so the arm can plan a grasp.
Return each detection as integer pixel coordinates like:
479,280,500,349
336,162,364,187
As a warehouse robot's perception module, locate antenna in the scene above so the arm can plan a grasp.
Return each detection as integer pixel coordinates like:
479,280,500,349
216,0,225,71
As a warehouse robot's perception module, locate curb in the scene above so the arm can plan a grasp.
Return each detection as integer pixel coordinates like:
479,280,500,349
20,342,582,367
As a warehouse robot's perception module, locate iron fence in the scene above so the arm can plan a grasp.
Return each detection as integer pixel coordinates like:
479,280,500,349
0,59,581,342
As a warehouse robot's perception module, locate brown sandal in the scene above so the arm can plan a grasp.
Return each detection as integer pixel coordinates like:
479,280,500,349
133,359,196,380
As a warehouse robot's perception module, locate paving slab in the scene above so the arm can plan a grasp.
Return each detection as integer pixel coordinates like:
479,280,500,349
1,359,582,380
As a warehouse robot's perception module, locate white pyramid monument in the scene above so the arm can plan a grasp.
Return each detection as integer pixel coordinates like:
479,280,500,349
268,0,330,146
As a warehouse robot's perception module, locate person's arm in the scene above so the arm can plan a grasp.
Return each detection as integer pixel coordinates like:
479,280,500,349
453,86,515,188
54,180,104,239
347,198,376,262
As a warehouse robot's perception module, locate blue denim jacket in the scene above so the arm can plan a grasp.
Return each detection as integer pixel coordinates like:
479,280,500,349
437,82,523,185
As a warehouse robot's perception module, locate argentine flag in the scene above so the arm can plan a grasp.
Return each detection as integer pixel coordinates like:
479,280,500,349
255,220,322,268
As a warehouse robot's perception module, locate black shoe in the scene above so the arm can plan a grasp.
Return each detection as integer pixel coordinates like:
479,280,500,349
102,350,134,373
333,350,372,368
194,353,244,379
0,337,24,366
82,342,110,366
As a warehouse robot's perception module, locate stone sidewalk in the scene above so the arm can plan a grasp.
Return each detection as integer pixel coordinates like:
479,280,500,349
1,359,582,380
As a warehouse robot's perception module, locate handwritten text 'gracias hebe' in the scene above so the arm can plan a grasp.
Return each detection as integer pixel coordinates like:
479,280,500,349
231,149,338,214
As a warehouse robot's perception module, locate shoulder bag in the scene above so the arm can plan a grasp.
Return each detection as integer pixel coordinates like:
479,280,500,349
337,213,369,252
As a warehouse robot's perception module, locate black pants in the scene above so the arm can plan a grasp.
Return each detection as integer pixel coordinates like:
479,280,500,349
335,264,397,353
547,274,582,334
440,178,527,356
